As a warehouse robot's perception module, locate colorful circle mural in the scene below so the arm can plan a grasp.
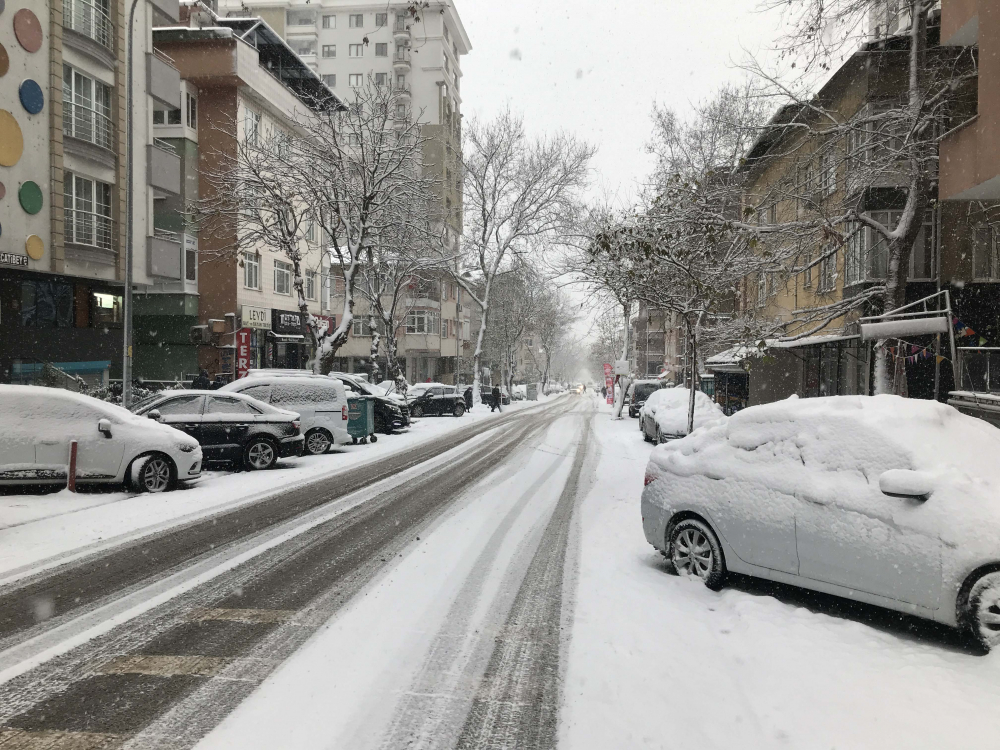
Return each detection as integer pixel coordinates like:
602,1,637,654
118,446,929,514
19,79,43,114
0,110,23,166
25,234,44,260
13,9,42,53
0,42,9,77
0,181,5,200
18,180,42,214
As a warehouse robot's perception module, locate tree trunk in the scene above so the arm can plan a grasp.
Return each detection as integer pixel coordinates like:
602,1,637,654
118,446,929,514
368,314,381,382
612,301,631,419
686,320,697,435
471,305,489,406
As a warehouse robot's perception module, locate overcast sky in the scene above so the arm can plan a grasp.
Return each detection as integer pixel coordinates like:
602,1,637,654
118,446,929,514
458,0,791,203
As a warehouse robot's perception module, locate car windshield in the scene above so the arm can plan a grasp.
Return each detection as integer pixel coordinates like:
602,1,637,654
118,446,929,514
634,384,659,400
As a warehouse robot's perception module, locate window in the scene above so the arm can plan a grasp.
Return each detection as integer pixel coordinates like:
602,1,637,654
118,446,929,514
375,72,388,86
274,260,292,295
322,44,336,58
349,44,364,57
818,246,837,292
973,225,1000,281
244,108,261,145
64,172,113,250
396,74,406,88
352,318,372,336
349,74,363,87
19,280,75,328
396,103,407,119
395,13,406,31
395,44,406,60
375,42,388,57
206,397,255,415
186,93,197,128
821,150,837,195
306,271,317,300
62,65,113,150
322,14,335,28
292,42,315,57
801,248,812,288
405,310,439,334
156,395,205,416
322,74,336,87
244,253,260,289
185,242,197,282
376,12,387,26
349,13,363,27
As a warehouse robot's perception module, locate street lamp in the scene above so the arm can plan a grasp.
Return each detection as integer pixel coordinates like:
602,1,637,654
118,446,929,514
122,0,142,408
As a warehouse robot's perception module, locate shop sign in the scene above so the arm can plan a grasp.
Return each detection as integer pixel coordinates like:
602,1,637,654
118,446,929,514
272,309,303,335
313,314,334,336
219,347,234,376
603,363,614,405
241,305,271,330
236,328,252,379
0,252,29,268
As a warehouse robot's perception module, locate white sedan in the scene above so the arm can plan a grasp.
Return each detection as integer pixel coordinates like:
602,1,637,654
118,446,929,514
0,385,202,492
639,387,725,443
641,394,1000,651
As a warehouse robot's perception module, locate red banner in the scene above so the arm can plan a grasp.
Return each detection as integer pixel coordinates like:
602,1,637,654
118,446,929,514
603,363,614,405
236,328,252,379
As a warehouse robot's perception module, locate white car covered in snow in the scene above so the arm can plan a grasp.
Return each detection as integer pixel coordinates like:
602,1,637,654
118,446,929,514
639,387,725,443
641,395,1000,651
0,385,202,492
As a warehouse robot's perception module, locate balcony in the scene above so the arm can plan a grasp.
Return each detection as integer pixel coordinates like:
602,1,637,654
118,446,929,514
65,208,115,253
147,139,181,195
392,51,411,73
62,0,114,59
147,51,181,110
63,100,114,151
148,229,182,279
393,20,410,42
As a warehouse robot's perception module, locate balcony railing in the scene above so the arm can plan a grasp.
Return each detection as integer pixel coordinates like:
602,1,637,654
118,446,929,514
153,137,177,155
63,0,114,51
63,100,114,150
65,208,114,250
154,227,180,243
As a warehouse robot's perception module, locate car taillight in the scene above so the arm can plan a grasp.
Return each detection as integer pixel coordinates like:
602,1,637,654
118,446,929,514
644,468,658,487
342,405,348,420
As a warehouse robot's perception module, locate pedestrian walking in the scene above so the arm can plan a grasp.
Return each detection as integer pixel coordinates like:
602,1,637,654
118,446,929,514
491,385,502,412
601,384,607,399
464,386,473,411
191,369,211,389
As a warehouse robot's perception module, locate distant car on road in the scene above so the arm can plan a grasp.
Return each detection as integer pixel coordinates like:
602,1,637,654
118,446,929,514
627,379,668,418
640,388,725,444
409,384,467,417
134,391,302,471
0,385,202,493
641,395,1000,652
221,375,348,455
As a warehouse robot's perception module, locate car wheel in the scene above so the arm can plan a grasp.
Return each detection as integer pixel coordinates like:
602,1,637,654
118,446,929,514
669,518,726,590
304,428,332,456
962,571,1000,652
131,453,176,493
411,404,424,418
642,420,652,442
244,437,278,471
454,402,466,417
656,426,664,445
370,433,378,443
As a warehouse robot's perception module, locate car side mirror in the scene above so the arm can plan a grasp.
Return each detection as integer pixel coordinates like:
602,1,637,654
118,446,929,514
879,469,934,500
97,418,113,437
147,409,162,421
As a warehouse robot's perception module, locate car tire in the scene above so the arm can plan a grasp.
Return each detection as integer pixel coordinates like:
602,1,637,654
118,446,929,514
304,428,332,456
668,518,726,591
411,404,424,418
656,426,664,445
642,420,652,443
244,437,278,471
960,570,1000,652
453,402,466,417
128,453,176,493
370,433,378,443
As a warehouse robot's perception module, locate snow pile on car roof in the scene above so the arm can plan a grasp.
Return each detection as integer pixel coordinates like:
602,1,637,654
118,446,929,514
643,387,725,437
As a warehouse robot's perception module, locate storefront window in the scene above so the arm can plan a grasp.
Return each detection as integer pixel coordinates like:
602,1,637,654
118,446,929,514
91,291,122,327
20,280,74,328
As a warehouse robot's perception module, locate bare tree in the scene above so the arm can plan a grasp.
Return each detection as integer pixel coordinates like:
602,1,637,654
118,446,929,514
455,108,594,404
481,266,540,399
528,286,575,390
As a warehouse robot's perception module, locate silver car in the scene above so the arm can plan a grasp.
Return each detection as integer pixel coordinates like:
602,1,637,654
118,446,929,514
641,395,1000,651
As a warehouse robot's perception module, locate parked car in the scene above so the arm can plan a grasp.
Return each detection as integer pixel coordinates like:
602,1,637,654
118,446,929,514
640,388,725,444
133,391,302,470
627,379,668,418
0,385,202,493
641,394,1000,652
330,373,408,431
221,375,348,455
409,384,467,417
478,385,511,406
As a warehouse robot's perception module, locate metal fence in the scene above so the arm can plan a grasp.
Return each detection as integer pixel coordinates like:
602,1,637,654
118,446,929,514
63,0,114,50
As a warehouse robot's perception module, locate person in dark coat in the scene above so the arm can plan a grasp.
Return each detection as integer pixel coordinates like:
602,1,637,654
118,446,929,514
210,375,226,390
464,386,473,410
191,369,211,389
491,385,502,412
601,384,607,399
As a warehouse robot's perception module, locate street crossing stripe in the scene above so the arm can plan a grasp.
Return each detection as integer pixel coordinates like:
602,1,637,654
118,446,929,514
0,729,124,749
184,608,296,624
93,655,229,678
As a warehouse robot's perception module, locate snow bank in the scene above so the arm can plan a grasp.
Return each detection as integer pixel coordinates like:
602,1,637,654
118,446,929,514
640,387,725,437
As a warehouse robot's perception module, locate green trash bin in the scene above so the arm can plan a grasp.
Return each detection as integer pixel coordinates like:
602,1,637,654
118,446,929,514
347,395,377,444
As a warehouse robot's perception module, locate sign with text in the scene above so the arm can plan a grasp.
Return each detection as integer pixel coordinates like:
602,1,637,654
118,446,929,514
241,305,271,330
603,363,614,405
272,309,303,335
236,328,252,379
0,252,29,268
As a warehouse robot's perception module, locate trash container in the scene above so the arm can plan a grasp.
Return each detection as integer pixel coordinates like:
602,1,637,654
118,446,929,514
526,383,538,401
347,395,377,444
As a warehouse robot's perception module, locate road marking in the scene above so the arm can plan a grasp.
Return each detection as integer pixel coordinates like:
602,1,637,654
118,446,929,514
93,655,228,678
0,729,124,749
185,608,295,624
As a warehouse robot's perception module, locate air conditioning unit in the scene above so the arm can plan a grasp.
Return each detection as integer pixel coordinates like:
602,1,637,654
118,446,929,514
189,325,210,344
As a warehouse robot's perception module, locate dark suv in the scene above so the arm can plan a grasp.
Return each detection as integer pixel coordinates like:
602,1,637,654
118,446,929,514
133,391,303,470
331,373,408,433
408,384,466,417
627,379,667,418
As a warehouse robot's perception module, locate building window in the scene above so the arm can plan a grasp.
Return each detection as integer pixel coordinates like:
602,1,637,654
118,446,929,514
375,12,387,26
818,246,837,292
349,74,363,88
349,43,364,57
185,243,197,282
352,317,372,336
322,44,336,58
306,271,317,300
375,72,388,86
375,42,388,57
396,103,407,119
62,65,113,150
244,108,261,146
322,74,336,87
322,14,335,28
801,248,812,288
185,92,197,128
396,74,406,88
274,260,292,295
405,310,439,334
63,0,114,50
349,13,363,27
756,274,767,308
244,253,260,290
64,172,113,250
20,279,75,328
395,13,406,31
973,225,1000,281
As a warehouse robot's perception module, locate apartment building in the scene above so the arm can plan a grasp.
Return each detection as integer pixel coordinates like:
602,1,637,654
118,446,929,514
153,5,339,378
1,0,184,385
630,303,679,379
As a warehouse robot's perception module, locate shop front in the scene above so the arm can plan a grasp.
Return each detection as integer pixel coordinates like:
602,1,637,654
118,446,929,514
269,309,307,369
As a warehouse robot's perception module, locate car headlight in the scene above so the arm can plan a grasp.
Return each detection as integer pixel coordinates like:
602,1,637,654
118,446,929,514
177,443,197,453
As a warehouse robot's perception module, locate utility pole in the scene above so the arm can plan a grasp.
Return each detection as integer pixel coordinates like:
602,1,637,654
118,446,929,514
122,0,141,408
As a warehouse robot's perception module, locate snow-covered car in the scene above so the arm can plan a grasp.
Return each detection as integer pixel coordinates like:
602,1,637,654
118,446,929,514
134,391,302,470
627,379,667,418
639,387,725,443
0,385,202,493
221,376,349,454
641,394,1000,651
330,373,408,432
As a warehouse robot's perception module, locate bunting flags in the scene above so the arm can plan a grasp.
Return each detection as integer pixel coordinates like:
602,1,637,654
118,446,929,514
953,317,978,338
